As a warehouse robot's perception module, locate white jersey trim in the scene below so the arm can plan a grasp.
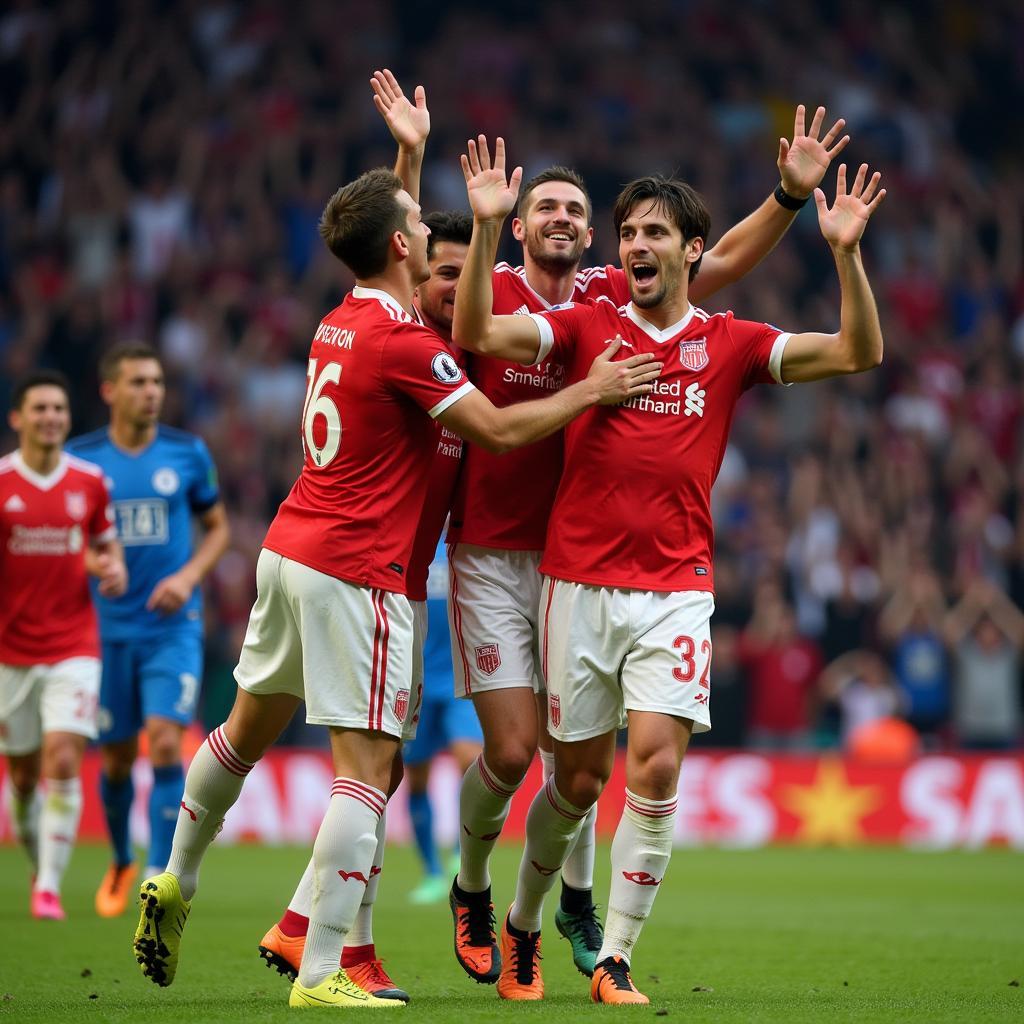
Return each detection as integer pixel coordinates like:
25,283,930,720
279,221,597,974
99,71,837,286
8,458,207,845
429,380,476,419
624,302,698,343
493,263,576,311
527,313,555,366
7,452,71,491
768,333,794,386
352,285,417,324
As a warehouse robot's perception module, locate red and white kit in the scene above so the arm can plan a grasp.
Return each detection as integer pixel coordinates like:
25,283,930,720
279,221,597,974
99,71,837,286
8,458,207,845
0,451,116,752
447,264,629,697
529,299,791,738
406,346,467,712
235,287,475,739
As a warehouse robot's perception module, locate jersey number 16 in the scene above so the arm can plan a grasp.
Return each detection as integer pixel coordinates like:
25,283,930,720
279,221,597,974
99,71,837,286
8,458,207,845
302,358,342,468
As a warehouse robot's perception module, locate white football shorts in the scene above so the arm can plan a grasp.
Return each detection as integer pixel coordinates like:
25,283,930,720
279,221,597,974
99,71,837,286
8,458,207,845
234,549,419,740
0,656,101,755
447,543,543,698
539,577,715,742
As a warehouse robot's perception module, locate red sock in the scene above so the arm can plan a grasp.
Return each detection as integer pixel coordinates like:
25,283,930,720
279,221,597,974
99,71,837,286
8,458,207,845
342,943,376,967
279,908,309,937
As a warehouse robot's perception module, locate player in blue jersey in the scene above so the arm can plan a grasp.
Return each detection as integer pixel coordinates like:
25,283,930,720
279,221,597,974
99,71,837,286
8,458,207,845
66,343,230,917
404,540,483,904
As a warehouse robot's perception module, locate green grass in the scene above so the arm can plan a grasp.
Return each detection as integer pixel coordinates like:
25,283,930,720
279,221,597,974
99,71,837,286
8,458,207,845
0,843,1021,1022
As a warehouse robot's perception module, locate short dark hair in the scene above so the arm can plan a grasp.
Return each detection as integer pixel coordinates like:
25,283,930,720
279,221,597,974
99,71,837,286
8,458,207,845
424,211,473,259
319,168,407,279
100,342,162,382
11,370,71,410
517,166,592,224
613,176,711,281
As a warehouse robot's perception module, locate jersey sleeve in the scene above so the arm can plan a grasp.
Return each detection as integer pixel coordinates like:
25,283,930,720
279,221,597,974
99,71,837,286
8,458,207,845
728,315,793,389
525,302,593,366
89,475,118,543
384,323,476,419
187,437,221,513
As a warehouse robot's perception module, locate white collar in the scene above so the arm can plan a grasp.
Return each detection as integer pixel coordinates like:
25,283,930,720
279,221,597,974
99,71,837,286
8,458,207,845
624,302,696,343
11,450,69,491
352,286,422,324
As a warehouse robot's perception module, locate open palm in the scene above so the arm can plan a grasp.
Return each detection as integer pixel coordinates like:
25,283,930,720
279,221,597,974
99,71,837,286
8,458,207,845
778,105,849,198
815,163,886,251
461,135,523,222
371,68,429,150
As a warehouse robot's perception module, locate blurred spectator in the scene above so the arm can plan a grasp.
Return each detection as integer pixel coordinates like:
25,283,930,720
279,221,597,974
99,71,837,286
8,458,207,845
879,570,951,743
945,581,1024,750
739,583,824,750
819,650,904,747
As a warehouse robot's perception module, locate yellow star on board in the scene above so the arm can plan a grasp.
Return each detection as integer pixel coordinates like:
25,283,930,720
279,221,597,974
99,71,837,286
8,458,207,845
780,758,883,845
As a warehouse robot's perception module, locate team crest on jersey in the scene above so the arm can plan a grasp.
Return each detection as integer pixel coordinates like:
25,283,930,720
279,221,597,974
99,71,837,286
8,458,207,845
431,352,463,384
549,694,561,728
152,467,180,495
393,688,410,723
64,490,87,521
475,643,501,676
679,338,708,372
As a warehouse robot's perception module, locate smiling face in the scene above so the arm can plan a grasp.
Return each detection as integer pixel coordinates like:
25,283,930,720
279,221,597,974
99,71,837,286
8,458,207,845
9,384,70,453
396,190,432,287
416,239,468,336
617,199,703,310
513,180,593,273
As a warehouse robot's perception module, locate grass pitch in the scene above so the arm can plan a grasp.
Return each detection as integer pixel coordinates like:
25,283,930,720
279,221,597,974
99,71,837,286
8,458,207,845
0,842,1020,1023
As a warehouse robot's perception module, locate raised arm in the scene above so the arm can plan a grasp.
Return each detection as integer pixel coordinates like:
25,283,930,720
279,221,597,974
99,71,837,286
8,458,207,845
451,135,542,362
437,337,660,454
778,163,886,383
692,105,849,302
371,69,430,203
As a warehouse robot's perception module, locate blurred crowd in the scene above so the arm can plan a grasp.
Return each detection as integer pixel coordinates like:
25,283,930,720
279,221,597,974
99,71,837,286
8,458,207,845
1,0,1022,750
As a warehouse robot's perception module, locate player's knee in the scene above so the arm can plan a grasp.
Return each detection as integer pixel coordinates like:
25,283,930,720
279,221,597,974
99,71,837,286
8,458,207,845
483,742,533,787
557,767,605,810
631,749,681,799
45,747,81,781
9,763,38,794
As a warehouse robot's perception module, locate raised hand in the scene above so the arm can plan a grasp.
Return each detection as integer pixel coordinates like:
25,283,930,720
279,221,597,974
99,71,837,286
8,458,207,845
814,163,886,252
461,135,523,223
371,68,429,152
778,105,850,199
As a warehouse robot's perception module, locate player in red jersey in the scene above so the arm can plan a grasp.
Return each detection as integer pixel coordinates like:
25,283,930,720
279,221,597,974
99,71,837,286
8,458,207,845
256,210,482,996
1,370,125,920
452,137,885,1001
431,113,850,985
131,145,660,1004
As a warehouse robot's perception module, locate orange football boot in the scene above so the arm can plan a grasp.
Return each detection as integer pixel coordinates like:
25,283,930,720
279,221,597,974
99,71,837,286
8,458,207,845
496,911,543,1001
591,955,649,1004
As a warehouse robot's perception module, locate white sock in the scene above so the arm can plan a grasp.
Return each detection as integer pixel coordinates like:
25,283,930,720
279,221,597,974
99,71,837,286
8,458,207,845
35,778,82,895
457,756,522,893
598,789,677,965
538,747,596,892
299,779,385,988
346,809,386,948
6,779,42,870
562,803,598,891
510,776,589,933
288,858,315,917
165,725,254,901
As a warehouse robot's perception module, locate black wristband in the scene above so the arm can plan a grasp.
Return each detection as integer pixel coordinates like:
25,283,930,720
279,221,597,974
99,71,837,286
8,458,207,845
774,182,809,210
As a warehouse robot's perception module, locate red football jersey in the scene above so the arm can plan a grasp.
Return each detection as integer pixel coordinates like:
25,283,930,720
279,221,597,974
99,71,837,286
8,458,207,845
530,299,790,592
407,349,467,602
447,263,629,550
0,451,117,664
263,287,474,594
